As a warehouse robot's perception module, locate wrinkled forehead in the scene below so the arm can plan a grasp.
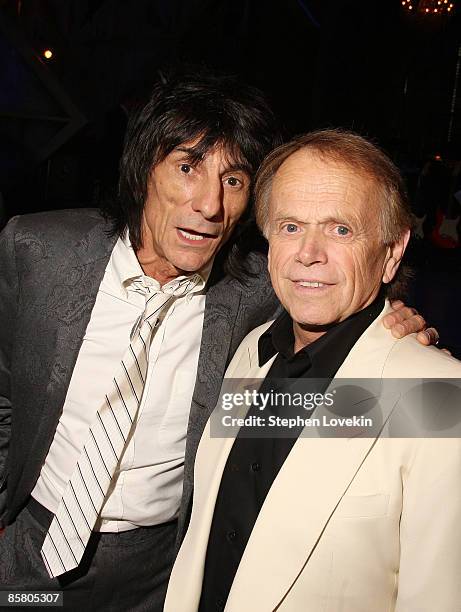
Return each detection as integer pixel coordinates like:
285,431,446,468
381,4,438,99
270,149,377,211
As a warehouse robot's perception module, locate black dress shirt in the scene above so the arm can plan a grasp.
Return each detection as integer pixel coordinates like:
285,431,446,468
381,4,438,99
198,297,385,612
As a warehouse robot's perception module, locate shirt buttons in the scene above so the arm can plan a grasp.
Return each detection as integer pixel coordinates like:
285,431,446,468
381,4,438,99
227,529,237,541
251,461,261,472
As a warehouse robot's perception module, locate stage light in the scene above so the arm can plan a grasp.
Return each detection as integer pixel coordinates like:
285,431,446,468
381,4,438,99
403,0,457,14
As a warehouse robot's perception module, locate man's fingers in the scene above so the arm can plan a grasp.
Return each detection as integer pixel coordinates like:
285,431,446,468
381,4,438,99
390,315,424,338
416,330,432,345
397,306,419,320
401,312,425,334
382,311,401,329
383,308,423,334
384,305,440,344
423,327,439,346
415,328,439,346
391,315,425,337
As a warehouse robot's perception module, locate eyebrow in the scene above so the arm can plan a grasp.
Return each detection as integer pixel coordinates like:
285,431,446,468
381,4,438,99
173,147,251,175
175,147,198,156
272,213,354,226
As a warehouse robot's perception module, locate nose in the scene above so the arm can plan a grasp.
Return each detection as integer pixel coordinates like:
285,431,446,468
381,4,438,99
295,226,328,267
191,176,223,221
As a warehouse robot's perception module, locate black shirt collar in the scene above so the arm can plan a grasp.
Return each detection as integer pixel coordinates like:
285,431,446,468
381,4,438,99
258,296,385,378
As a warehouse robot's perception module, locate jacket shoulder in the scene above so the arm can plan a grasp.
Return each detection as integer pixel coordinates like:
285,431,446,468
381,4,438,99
9,208,111,240
384,334,461,378
1,209,117,282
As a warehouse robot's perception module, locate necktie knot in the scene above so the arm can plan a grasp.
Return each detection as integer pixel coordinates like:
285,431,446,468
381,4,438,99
144,274,201,315
129,274,202,342
162,274,203,296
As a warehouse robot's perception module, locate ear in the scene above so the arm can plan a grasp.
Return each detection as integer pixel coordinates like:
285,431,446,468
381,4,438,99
382,229,411,284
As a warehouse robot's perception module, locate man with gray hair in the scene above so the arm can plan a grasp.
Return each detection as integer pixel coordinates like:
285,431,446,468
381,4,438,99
165,129,461,612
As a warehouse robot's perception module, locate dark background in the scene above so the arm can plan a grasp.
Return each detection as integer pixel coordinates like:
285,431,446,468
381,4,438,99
1,0,460,354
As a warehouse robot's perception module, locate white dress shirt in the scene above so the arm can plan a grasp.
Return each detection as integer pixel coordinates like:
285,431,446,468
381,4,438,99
32,234,210,531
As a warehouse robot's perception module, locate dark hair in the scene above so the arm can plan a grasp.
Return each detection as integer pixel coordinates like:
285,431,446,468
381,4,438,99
107,71,281,268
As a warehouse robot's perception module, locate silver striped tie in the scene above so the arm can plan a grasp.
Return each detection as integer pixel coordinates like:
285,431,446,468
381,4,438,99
41,274,201,577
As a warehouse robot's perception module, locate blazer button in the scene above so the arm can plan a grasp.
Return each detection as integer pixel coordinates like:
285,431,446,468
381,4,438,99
251,461,261,472
227,529,237,541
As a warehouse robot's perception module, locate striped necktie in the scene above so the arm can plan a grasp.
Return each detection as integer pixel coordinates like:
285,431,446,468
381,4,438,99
41,274,201,578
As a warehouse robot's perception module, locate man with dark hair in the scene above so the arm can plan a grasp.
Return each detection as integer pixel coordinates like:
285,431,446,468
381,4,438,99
0,79,430,610
165,130,461,612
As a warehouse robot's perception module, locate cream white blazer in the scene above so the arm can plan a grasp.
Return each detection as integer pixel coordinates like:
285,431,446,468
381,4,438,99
165,302,461,612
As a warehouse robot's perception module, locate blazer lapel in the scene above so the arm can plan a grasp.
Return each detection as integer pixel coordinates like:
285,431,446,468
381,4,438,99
191,275,242,417
181,271,243,521
25,216,117,490
166,347,276,612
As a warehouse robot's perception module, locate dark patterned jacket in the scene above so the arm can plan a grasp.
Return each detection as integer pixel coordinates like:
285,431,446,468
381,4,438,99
0,209,280,542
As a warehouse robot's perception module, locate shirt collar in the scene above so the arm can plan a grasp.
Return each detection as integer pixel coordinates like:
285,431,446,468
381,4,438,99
111,232,213,299
258,295,385,368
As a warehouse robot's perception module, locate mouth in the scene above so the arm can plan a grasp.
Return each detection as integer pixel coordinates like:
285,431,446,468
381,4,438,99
292,280,333,290
177,228,218,243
